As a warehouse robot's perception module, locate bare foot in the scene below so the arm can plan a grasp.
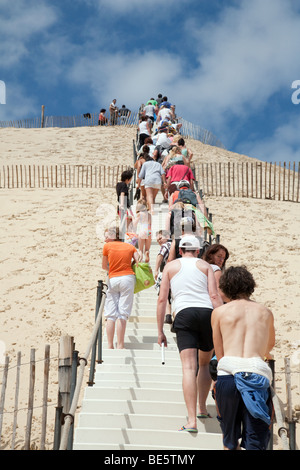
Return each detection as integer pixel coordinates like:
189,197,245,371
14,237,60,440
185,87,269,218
145,251,150,263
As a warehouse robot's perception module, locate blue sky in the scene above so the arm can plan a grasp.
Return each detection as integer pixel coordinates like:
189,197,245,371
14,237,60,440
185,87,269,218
1,0,300,163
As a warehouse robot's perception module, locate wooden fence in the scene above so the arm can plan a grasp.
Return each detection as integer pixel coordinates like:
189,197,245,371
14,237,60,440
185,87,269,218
178,118,225,149
0,111,140,129
194,161,300,203
0,164,131,189
0,345,53,450
0,337,82,450
1,161,299,202
0,111,226,150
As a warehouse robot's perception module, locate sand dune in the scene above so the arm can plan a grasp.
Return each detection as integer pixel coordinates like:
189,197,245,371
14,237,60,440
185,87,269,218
0,126,299,449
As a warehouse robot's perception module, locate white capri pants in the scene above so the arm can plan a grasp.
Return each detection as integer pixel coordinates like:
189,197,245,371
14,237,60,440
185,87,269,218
104,274,136,322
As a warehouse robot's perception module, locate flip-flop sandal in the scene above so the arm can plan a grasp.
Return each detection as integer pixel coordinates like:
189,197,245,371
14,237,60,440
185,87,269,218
178,425,198,433
197,413,212,418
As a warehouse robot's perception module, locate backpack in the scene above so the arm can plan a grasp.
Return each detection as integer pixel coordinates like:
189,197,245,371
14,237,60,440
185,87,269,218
175,188,198,207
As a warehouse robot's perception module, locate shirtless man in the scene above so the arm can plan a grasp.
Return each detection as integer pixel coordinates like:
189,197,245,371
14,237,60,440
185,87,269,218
211,266,275,450
157,235,223,432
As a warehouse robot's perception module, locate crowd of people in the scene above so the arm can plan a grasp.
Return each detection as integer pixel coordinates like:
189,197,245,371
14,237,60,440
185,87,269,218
100,94,276,451
98,99,132,126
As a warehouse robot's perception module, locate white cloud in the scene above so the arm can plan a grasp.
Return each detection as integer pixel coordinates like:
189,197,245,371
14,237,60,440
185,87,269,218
171,0,300,116
1,0,300,165
68,50,182,109
90,0,191,14
0,0,58,68
66,0,300,131
0,83,39,122
238,115,300,163
154,0,300,150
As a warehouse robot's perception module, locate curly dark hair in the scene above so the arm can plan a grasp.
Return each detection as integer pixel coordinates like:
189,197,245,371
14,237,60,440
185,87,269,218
219,266,256,300
202,243,229,269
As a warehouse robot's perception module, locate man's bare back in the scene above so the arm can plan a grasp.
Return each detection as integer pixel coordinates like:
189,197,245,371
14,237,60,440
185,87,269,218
211,299,275,361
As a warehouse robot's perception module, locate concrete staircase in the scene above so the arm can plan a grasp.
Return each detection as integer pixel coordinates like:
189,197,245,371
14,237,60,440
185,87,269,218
73,199,223,450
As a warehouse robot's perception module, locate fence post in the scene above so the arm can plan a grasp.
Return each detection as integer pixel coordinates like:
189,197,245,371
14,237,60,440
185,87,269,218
57,336,74,448
278,162,281,201
58,336,74,415
273,162,276,200
11,352,21,450
0,355,9,449
269,162,272,200
283,162,286,201
41,105,45,128
297,162,300,203
228,162,230,197
24,349,35,450
40,344,50,450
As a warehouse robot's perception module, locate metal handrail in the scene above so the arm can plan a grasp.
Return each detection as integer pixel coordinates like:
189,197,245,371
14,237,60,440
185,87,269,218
88,280,105,387
59,277,108,450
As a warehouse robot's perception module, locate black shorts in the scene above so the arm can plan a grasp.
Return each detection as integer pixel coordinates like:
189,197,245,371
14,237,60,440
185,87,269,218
172,307,213,352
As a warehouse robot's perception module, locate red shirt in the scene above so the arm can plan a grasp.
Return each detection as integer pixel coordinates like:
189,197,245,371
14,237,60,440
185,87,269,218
166,165,194,183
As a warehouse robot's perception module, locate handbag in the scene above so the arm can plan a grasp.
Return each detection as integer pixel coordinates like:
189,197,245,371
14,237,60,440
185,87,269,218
134,187,141,200
132,262,155,294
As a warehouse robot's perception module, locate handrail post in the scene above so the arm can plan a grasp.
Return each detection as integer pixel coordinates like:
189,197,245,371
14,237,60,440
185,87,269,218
53,406,63,450
88,280,104,386
59,279,108,450
97,282,104,365
67,349,78,450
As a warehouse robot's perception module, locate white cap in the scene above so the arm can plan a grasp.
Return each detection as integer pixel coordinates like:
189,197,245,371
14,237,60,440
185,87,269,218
179,235,201,250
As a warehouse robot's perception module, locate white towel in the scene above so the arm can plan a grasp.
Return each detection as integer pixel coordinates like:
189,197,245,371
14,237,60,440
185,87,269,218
217,356,272,382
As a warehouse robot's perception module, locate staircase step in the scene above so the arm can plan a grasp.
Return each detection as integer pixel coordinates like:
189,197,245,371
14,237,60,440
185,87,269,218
102,334,176,346
77,412,221,434
82,386,216,407
73,195,223,450
120,327,175,337
100,347,179,358
94,371,182,383
73,427,223,450
125,321,162,329
95,364,181,375
99,355,180,366
73,443,205,450
84,387,186,402
90,380,183,390
101,342,178,351
80,399,216,416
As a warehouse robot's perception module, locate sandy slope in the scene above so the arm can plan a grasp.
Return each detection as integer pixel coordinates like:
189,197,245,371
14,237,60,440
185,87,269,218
0,126,299,450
